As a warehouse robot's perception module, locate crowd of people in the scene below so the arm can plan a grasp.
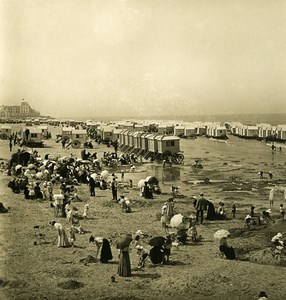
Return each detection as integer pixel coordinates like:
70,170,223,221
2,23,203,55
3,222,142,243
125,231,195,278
2,141,286,296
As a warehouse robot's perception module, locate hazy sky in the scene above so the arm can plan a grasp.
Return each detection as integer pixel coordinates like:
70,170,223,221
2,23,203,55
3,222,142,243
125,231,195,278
1,0,286,119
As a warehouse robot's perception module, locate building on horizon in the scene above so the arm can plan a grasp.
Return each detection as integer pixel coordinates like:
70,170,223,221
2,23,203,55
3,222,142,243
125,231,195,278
0,100,41,118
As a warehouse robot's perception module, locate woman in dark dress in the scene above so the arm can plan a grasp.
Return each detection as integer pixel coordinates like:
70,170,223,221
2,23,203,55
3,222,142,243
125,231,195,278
100,238,113,263
149,246,165,264
219,237,236,260
118,246,131,277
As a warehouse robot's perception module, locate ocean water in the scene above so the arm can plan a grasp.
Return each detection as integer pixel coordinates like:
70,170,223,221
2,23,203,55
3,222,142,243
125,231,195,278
69,113,286,125
145,134,286,188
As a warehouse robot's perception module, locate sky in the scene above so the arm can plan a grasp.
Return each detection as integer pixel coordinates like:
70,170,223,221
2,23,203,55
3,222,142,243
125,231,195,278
1,0,286,119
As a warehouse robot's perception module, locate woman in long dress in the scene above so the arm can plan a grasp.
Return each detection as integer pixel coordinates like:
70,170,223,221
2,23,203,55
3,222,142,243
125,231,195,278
100,238,113,263
51,221,71,248
118,246,131,277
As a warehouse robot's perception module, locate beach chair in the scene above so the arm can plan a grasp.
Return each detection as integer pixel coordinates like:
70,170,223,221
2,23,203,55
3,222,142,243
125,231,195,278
33,225,46,245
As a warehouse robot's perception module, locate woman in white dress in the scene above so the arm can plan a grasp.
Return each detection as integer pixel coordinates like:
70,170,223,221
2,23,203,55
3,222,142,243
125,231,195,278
50,221,71,247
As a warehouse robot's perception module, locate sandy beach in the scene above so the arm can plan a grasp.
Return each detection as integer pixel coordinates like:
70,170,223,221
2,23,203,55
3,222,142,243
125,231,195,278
1,125,286,300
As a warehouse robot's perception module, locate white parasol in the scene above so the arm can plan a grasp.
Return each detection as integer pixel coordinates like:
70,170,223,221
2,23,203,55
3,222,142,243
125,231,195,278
213,229,230,241
137,179,146,188
170,214,184,228
100,170,109,180
90,173,98,181
15,164,22,171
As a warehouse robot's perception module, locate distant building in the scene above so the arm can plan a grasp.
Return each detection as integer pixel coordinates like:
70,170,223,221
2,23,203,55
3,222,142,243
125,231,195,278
0,100,41,118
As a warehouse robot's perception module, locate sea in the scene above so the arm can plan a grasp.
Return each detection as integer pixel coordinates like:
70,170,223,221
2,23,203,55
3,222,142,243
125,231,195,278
65,113,286,126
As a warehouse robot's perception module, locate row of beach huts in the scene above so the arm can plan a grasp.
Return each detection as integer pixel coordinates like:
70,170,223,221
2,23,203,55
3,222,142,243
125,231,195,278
1,120,286,149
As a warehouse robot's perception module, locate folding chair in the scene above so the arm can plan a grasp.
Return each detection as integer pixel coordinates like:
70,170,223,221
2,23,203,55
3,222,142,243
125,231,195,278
33,225,47,245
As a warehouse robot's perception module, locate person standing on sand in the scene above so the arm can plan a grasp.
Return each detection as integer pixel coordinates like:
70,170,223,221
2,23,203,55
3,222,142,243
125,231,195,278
231,203,236,219
87,174,96,196
195,193,209,224
111,178,118,201
9,140,13,151
117,246,131,277
269,188,275,208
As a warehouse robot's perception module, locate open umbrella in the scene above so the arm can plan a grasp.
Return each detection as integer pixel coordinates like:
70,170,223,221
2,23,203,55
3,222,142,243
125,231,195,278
15,164,22,171
90,173,98,181
138,179,146,188
116,233,133,250
170,213,184,228
100,170,109,180
213,229,230,241
149,236,166,247
145,176,158,185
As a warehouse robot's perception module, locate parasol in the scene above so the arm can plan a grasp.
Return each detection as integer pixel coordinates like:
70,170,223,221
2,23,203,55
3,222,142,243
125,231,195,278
137,179,146,188
100,170,109,180
27,164,36,169
90,173,98,181
145,176,158,185
116,233,133,250
15,164,22,171
170,213,184,228
149,236,166,247
213,229,230,241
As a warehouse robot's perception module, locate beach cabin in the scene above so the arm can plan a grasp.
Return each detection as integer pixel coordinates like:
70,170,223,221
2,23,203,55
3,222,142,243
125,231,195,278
134,124,144,132
22,127,44,147
184,126,196,138
257,124,274,140
38,125,49,138
101,126,113,142
0,125,12,139
122,130,129,147
61,127,74,142
276,125,286,141
111,128,122,142
196,125,207,136
132,131,144,149
243,125,259,139
174,125,185,137
157,124,167,135
85,121,99,132
147,133,158,153
127,131,135,147
70,129,88,148
33,118,40,125
166,125,174,135
140,133,152,151
119,129,128,146
156,135,180,155
206,124,227,139
214,126,227,139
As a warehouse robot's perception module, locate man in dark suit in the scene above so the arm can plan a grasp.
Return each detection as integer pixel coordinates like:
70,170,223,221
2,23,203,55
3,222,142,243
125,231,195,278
195,193,209,224
88,175,96,196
